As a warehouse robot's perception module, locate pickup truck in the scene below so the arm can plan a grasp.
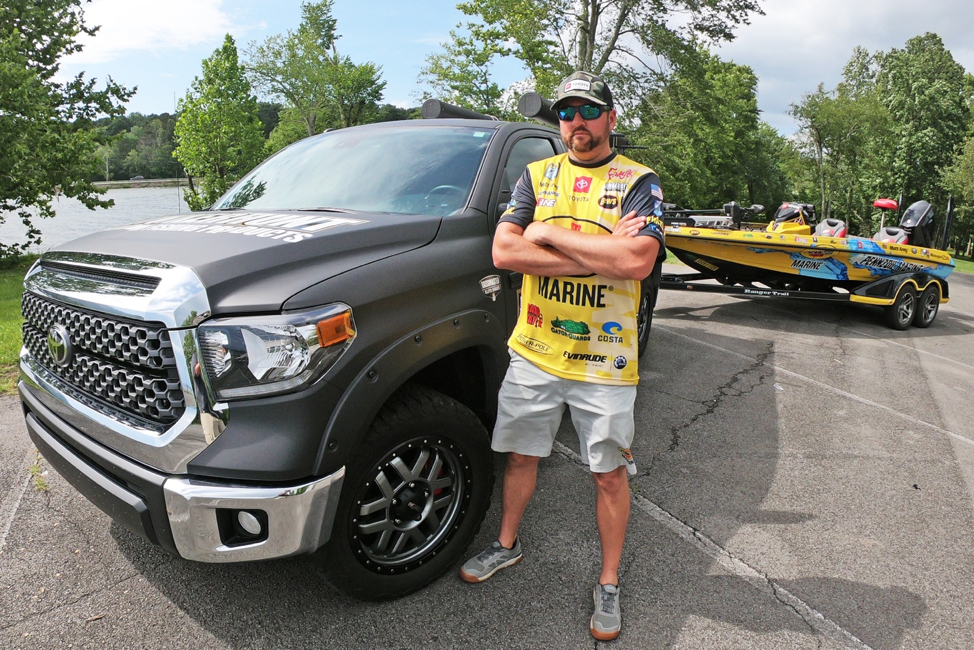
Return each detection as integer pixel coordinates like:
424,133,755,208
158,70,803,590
18,100,659,600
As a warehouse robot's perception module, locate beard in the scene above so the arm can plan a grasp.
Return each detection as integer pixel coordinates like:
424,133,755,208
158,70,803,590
562,126,607,153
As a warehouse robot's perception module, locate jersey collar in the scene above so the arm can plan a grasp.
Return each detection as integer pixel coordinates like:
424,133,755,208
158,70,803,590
567,152,616,169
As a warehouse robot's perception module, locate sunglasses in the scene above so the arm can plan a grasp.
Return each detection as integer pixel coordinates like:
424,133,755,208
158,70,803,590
556,104,607,121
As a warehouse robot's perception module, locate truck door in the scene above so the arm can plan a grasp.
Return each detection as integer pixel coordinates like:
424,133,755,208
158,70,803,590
489,134,559,333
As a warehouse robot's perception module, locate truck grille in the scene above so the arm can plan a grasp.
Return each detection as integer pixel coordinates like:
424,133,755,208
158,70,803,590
22,292,186,425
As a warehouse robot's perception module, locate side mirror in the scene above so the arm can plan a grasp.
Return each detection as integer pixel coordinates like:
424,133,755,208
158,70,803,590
750,204,764,215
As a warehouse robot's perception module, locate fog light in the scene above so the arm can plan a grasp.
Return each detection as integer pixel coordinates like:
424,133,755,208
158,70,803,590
237,511,262,536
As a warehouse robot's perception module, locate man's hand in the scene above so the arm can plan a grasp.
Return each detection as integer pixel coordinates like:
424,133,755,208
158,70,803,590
612,210,645,237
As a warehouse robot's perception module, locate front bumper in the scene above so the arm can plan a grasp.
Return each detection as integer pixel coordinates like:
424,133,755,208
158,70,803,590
22,381,345,563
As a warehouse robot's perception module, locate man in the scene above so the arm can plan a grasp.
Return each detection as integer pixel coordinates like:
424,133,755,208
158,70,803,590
459,71,665,642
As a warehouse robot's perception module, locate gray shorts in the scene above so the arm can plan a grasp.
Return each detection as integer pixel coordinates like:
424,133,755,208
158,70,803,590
491,351,637,475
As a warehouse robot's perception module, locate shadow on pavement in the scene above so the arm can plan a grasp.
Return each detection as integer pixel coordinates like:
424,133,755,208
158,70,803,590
107,324,927,649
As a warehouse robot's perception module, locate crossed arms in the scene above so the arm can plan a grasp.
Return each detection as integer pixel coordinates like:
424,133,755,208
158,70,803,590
492,211,661,281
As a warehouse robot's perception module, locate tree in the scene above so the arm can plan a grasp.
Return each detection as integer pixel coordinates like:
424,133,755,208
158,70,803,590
422,0,764,114
173,34,265,211
0,0,131,258
245,1,385,136
631,50,787,210
876,33,970,210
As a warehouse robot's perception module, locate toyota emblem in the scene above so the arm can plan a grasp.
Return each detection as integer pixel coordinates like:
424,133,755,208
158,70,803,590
47,324,74,367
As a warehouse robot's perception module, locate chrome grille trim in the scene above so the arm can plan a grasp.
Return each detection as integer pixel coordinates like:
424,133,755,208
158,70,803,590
19,253,224,474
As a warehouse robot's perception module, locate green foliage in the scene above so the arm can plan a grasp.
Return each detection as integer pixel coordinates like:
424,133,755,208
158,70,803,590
245,1,385,136
943,131,974,255
0,0,132,259
422,0,764,113
631,50,788,211
265,106,314,154
0,254,39,394
174,34,265,211
790,35,971,239
93,112,182,180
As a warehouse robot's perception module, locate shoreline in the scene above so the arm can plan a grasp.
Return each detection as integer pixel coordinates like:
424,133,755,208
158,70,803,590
93,178,190,189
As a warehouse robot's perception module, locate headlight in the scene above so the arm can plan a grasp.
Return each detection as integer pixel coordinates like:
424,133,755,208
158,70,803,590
196,304,355,400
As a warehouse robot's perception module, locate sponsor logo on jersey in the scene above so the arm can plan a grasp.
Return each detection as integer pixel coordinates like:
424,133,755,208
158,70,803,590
564,351,608,363
516,333,553,355
573,176,593,193
550,318,591,341
604,182,628,192
536,198,556,208
598,194,620,210
571,222,582,231
538,277,608,308
544,163,559,180
645,215,663,230
613,355,628,369
599,321,624,344
569,195,589,202
607,168,634,181
538,189,559,197
526,304,544,327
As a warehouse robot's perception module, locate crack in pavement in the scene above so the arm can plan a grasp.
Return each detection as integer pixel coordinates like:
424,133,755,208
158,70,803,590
642,345,773,476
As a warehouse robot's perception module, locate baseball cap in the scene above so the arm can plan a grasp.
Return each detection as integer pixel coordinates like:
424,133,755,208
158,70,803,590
552,71,614,110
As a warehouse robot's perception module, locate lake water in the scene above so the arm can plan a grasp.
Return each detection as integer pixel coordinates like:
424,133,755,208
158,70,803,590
0,186,190,252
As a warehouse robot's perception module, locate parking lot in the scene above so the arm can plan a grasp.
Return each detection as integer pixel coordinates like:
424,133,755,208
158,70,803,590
2,267,973,649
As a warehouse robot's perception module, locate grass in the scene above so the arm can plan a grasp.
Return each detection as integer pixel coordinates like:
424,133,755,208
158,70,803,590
950,252,974,275
0,254,39,395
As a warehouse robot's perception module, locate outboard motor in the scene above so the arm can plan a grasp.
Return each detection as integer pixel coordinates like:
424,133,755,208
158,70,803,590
899,200,936,247
872,200,936,246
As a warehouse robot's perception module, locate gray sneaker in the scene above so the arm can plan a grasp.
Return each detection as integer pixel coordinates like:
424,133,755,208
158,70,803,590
590,583,621,641
459,539,522,583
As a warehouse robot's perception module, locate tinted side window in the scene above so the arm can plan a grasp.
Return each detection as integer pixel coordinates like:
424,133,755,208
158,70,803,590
504,138,556,191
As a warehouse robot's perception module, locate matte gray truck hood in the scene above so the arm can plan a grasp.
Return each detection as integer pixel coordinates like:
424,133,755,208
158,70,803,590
53,209,442,314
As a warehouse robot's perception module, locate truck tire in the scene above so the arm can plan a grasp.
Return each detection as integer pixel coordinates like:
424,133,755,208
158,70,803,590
637,266,661,358
883,285,916,330
314,384,494,600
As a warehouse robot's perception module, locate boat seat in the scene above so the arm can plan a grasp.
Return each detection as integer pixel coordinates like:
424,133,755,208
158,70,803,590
814,219,848,238
873,226,908,244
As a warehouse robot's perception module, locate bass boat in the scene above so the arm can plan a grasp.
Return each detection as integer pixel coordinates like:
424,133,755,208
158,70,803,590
661,199,956,329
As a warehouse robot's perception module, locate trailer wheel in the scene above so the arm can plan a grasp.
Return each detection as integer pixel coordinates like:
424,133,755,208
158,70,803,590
912,284,940,328
883,285,916,330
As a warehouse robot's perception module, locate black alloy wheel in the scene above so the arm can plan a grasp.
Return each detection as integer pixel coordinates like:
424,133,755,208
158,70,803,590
314,384,493,600
352,437,466,572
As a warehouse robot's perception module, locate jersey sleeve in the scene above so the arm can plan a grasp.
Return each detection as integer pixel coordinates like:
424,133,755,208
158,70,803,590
497,167,536,230
622,172,665,255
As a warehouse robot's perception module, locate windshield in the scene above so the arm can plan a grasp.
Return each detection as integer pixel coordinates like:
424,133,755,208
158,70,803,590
212,124,495,216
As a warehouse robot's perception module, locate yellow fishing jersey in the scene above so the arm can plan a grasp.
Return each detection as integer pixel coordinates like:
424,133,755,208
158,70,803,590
499,152,665,385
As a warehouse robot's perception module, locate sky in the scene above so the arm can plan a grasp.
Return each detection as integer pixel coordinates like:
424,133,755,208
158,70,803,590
60,0,974,136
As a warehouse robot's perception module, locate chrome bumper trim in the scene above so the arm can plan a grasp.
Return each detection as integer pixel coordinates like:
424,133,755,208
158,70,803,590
163,468,345,562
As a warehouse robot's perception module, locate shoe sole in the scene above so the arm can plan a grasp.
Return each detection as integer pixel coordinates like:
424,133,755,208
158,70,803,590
590,625,621,641
459,554,523,583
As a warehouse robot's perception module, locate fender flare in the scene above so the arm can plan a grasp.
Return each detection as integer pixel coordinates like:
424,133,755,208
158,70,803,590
852,271,949,305
312,309,507,476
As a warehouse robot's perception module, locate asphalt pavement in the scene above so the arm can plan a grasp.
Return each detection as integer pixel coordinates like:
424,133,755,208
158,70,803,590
2,267,973,649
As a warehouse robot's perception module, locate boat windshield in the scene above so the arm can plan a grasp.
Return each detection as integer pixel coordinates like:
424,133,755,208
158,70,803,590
211,124,496,216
